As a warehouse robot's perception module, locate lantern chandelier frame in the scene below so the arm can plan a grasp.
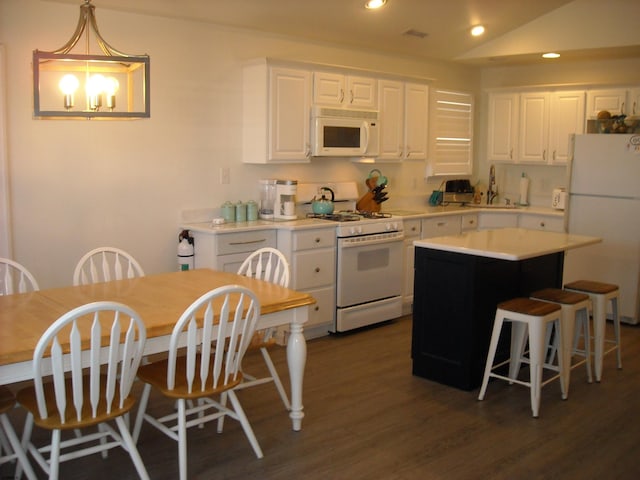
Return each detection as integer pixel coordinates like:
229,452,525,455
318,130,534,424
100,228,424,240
32,0,150,119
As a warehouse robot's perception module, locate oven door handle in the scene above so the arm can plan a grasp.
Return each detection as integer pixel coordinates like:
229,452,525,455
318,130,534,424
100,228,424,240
339,234,404,248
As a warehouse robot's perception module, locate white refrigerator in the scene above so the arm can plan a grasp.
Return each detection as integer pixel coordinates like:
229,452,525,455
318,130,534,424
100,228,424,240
564,134,640,324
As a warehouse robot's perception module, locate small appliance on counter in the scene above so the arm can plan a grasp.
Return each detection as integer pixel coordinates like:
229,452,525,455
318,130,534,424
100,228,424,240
274,179,298,220
259,179,277,219
551,187,567,210
443,179,474,204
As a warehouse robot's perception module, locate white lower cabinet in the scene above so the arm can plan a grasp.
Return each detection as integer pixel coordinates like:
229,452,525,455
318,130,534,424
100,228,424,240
191,229,277,271
421,215,462,238
518,214,565,232
477,212,519,230
277,227,336,339
402,219,421,315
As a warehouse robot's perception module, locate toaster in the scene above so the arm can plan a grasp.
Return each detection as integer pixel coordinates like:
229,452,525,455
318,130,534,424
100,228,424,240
551,188,567,210
443,179,474,204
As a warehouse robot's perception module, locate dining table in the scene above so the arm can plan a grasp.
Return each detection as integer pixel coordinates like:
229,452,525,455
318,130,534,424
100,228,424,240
0,268,315,431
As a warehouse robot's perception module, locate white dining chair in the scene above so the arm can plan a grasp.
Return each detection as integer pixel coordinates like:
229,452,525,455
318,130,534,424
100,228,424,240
72,247,145,285
15,301,149,480
0,257,39,294
235,247,292,410
132,285,263,480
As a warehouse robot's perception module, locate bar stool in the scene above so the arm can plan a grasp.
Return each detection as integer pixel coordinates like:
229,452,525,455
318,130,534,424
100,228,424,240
564,280,621,382
530,288,593,391
478,298,564,418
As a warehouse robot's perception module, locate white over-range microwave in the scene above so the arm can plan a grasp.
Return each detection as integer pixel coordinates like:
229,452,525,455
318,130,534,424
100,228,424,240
311,106,379,157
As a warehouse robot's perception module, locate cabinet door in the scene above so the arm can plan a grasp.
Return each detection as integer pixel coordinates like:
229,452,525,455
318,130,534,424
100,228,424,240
549,91,585,165
421,215,461,238
487,92,518,162
404,83,429,160
586,89,627,117
378,79,405,160
313,72,345,105
269,67,311,161
518,92,549,164
347,75,377,108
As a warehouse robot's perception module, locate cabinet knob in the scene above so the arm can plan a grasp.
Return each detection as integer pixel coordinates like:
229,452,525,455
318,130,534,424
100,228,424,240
314,305,320,311
315,237,321,243
540,222,545,228
315,267,320,273
411,226,417,232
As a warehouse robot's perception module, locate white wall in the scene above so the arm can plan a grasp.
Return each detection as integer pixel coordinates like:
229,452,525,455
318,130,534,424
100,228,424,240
0,0,479,288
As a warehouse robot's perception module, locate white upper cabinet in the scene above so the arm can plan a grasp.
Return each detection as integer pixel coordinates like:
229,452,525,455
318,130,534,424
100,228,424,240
488,89,584,165
487,92,519,162
586,88,628,117
243,61,312,163
377,79,429,161
630,88,640,116
518,92,549,164
548,91,585,164
313,72,377,108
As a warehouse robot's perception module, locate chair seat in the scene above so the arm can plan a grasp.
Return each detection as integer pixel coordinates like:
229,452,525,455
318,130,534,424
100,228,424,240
564,280,618,295
530,288,590,305
137,355,243,400
17,376,136,431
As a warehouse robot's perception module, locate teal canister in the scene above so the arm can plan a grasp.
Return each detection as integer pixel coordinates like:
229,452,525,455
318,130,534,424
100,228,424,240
235,201,247,222
221,201,235,223
246,200,258,221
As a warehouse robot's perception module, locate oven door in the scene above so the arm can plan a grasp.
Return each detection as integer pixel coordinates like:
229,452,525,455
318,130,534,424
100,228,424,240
336,233,403,307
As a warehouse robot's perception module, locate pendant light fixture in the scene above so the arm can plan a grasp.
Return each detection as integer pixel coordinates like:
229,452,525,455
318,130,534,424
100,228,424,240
32,0,150,119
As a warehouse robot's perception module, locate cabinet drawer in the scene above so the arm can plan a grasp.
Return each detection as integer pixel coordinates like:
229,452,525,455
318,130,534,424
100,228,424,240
519,215,564,232
305,286,335,329
461,213,478,231
293,229,335,250
294,249,335,289
216,230,276,255
421,215,461,238
478,212,518,229
403,219,421,238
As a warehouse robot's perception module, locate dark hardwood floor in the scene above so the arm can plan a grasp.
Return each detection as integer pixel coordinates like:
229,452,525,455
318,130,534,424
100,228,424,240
4,316,640,479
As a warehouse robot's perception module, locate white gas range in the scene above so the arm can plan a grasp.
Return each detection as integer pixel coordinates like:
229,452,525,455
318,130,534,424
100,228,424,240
298,183,404,333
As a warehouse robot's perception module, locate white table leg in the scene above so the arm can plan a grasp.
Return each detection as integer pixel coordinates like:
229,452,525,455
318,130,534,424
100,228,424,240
287,308,307,431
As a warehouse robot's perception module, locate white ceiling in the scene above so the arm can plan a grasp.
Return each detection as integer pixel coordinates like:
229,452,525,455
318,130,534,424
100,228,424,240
49,0,640,65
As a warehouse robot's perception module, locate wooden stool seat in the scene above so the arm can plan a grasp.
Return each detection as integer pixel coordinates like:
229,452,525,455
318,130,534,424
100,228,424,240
479,298,565,418
497,298,561,316
564,280,621,382
564,280,618,295
530,288,589,305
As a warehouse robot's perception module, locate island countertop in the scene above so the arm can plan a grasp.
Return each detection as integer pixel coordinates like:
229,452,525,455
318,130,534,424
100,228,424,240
413,227,601,261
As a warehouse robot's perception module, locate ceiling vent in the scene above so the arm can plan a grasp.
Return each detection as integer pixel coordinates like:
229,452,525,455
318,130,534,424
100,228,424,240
403,29,428,39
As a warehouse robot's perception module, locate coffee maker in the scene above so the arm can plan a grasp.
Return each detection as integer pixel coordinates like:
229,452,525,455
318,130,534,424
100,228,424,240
274,179,298,220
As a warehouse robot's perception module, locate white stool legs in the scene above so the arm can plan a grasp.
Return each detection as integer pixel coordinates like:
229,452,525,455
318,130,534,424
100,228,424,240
479,298,564,418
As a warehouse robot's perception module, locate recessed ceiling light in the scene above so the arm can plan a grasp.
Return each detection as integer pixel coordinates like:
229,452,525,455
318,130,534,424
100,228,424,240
365,0,387,9
542,52,560,59
471,25,485,37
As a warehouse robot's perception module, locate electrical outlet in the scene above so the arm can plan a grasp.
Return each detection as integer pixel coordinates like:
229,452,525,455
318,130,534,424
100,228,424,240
220,167,230,184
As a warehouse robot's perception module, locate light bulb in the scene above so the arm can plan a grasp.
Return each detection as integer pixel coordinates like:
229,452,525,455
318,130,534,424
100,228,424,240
59,74,79,109
104,77,119,110
59,74,79,95
86,74,105,110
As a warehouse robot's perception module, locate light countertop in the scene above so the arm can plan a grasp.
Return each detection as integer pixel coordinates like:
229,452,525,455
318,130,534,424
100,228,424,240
413,227,600,261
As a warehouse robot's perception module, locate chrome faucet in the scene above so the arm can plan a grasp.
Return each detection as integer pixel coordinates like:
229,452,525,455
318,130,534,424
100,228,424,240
487,164,497,204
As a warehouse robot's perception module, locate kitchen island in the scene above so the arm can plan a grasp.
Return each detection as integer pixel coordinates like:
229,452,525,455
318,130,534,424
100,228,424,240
411,228,600,391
